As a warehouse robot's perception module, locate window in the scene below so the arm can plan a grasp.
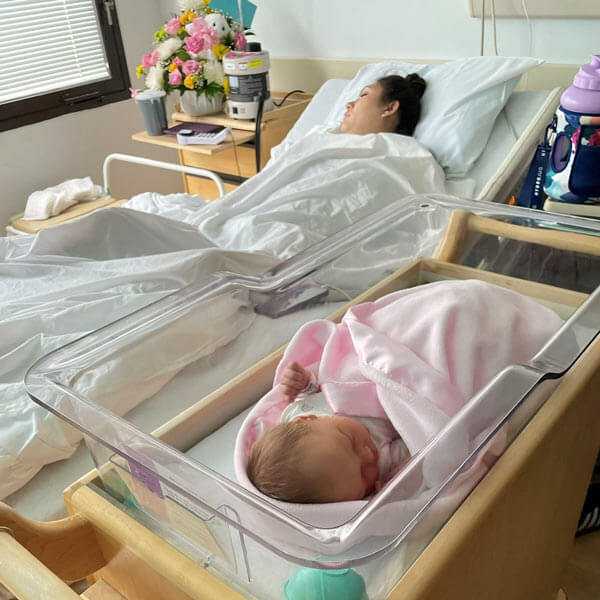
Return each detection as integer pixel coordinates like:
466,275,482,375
0,0,130,132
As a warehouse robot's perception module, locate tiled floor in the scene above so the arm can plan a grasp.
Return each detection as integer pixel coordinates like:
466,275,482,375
561,531,600,600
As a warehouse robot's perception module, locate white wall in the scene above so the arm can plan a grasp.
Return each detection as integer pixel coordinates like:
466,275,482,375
250,0,597,65
0,0,184,230
2,0,597,230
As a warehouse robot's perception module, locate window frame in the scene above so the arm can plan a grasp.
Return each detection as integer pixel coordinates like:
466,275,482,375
0,0,131,133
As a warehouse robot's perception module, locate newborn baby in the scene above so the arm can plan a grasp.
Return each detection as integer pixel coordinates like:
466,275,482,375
237,280,565,506
247,361,411,503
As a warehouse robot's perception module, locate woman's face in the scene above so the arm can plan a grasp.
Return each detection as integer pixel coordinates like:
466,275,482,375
339,82,397,135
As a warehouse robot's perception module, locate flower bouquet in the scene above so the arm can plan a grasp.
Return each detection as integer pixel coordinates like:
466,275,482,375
133,0,248,116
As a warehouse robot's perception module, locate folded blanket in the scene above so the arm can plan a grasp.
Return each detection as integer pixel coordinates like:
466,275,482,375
234,279,564,530
23,176,104,220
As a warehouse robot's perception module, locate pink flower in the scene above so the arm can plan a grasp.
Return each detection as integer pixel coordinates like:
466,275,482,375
141,50,159,69
182,60,202,76
185,18,218,54
129,87,141,100
234,32,246,51
572,127,581,148
184,34,206,55
168,69,183,86
164,17,181,35
589,130,600,146
173,57,184,67
187,17,211,37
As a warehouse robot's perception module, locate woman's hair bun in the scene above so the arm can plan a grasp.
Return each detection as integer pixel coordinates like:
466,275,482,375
405,73,427,99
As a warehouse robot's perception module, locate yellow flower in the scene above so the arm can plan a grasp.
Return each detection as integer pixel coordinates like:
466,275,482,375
203,0,210,5
136,64,144,78
212,43,228,60
168,63,177,72
180,10,197,25
223,77,229,95
184,75,197,89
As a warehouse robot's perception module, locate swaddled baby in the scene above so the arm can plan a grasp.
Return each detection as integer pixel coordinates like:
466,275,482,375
238,279,565,504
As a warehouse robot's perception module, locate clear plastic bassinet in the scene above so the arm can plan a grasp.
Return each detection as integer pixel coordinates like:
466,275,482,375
25,194,600,600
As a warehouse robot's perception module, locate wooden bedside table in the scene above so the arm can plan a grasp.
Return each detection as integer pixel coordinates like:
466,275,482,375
132,92,312,200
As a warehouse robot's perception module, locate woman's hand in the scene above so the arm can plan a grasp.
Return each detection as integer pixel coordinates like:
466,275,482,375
279,361,311,401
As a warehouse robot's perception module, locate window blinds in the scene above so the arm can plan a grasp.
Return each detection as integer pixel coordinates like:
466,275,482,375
0,0,111,104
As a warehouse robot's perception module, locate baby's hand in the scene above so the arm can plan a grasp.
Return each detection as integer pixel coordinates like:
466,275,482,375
279,361,311,401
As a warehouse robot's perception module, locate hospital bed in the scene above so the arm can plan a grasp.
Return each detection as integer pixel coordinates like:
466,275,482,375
1,195,600,600
1,58,565,525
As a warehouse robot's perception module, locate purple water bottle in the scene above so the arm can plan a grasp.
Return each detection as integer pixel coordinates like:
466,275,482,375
544,56,600,203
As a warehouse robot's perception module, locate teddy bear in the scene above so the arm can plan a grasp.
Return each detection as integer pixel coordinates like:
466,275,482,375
205,13,230,41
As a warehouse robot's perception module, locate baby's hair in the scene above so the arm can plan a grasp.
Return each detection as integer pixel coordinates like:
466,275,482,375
377,73,427,136
247,419,323,503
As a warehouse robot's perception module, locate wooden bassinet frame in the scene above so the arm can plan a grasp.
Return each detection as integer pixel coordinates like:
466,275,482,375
1,210,599,600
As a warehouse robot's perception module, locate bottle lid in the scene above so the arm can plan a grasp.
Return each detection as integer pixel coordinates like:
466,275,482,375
573,55,600,91
245,41,262,52
560,55,600,113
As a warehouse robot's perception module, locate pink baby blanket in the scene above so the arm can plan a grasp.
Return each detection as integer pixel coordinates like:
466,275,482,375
234,279,564,530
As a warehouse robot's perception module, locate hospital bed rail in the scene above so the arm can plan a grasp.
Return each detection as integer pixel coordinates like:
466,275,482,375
6,154,226,236
102,153,226,198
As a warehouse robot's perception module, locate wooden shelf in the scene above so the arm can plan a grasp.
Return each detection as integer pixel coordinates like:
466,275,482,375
170,92,312,131
131,128,255,155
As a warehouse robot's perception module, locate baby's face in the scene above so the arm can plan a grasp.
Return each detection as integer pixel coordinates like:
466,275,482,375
300,416,380,502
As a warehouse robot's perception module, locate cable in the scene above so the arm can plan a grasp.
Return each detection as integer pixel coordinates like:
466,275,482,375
254,93,265,173
491,0,499,55
272,89,306,108
521,0,533,57
480,0,486,56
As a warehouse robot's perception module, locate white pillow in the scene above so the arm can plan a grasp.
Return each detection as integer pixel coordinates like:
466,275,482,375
325,56,543,177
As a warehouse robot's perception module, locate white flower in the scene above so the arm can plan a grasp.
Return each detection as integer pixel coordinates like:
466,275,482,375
146,66,165,91
203,60,224,84
157,37,183,61
178,0,204,10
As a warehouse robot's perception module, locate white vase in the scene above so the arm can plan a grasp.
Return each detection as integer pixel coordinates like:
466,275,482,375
179,92,224,116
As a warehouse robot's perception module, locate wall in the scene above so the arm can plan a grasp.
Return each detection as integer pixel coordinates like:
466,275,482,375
250,0,597,65
0,0,184,231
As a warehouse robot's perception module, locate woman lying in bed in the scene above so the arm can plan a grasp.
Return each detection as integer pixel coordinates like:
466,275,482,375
129,73,445,256
236,280,564,504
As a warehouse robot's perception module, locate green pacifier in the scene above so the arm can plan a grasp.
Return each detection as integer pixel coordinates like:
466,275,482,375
284,567,368,600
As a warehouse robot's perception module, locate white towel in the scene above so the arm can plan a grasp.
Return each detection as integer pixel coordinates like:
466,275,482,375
22,177,105,220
